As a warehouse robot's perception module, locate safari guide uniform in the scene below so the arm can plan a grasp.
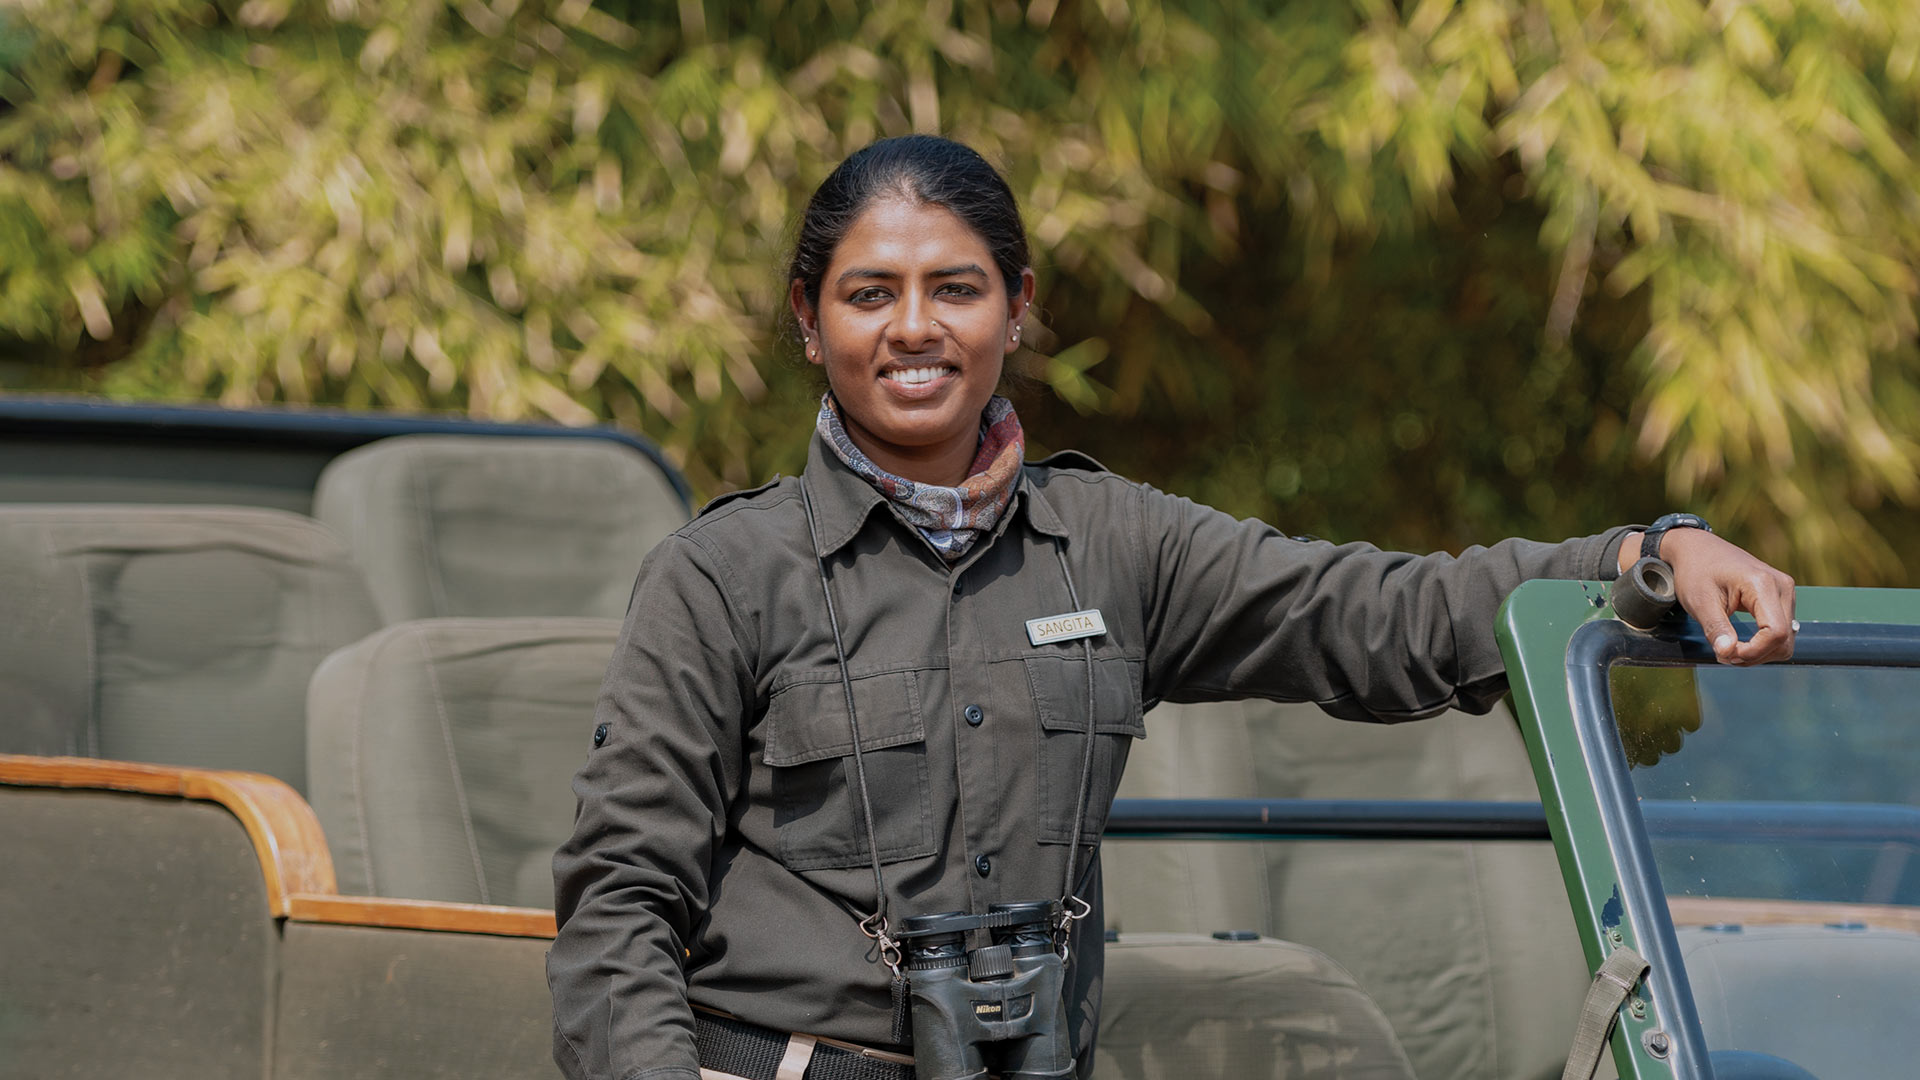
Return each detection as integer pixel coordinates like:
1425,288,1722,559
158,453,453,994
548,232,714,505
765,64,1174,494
549,400,1633,1080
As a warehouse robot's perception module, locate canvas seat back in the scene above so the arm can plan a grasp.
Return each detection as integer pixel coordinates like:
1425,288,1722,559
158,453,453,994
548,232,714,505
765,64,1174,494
1098,932,1418,1080
1104,699,1594,1080
1,758,565,1080
313,435,686,624
306,616,620,904
0,506,380,792
1676,923,1920,1080
0,781,279,1079
275,920,558,1079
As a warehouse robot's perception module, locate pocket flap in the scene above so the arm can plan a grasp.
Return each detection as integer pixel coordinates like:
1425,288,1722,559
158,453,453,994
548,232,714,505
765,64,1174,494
1025,655,1145,737
763,672,925,766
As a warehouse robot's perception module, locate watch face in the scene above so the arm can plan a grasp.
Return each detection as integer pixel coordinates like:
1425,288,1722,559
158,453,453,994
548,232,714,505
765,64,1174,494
1656,513,1709,532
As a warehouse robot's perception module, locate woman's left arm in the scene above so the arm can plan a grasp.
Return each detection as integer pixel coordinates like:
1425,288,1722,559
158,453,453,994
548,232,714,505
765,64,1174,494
1616,528,1796,665
1132,483,1797,721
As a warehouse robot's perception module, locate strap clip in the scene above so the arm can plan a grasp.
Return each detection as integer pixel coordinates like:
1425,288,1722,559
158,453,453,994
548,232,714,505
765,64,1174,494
859,911,902,977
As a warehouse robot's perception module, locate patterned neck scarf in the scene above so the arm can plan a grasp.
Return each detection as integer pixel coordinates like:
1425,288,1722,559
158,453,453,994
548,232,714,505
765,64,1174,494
817,393,1026,561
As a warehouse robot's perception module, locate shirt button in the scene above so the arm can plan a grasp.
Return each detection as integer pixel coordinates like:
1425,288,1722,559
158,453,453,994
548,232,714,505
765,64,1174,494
974,854,992,878
963,705,984,727
951,580,964,597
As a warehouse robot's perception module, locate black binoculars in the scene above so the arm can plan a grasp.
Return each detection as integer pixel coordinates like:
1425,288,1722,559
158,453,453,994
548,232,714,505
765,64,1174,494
896,900,1073,1080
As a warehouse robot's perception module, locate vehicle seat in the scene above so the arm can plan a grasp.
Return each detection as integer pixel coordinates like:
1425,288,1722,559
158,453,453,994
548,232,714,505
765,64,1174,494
0,781,278,1079
305,616,620,904
312,435,686,623
0,762,563,1080
1676,923,1920,1080
0,506,380,792
1103,699,1594,1080
1098,931,1417,1080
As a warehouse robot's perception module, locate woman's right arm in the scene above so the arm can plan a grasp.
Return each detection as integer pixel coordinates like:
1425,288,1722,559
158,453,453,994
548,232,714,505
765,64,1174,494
549,534,755,1080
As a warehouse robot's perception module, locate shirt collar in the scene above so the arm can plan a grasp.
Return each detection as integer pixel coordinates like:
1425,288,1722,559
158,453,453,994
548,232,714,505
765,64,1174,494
1016,467,1070,539
802,433,889,557
801,431,1070,556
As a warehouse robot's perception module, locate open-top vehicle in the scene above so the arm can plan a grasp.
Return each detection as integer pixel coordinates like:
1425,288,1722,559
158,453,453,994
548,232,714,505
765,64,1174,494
2,396,1910,1079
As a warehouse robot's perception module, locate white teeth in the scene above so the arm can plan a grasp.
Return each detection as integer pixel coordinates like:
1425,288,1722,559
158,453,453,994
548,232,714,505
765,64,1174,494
885,365,952,386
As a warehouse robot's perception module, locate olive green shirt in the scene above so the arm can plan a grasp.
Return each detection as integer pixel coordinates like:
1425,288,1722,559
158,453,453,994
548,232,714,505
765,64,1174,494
549,436,1631,1080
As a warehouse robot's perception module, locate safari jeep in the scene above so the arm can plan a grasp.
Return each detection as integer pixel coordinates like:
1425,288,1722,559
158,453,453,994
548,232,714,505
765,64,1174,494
1,396,1911,1080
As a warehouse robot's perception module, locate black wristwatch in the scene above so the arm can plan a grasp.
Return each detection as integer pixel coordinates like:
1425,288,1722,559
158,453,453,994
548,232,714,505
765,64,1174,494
1641,512,1712,563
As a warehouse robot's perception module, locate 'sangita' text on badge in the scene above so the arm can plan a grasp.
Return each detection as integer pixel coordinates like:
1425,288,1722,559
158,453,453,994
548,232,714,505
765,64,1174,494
1026,609,1107,646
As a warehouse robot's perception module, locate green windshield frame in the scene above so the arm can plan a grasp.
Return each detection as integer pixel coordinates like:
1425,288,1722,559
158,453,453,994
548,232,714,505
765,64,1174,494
1496,580,1920,1080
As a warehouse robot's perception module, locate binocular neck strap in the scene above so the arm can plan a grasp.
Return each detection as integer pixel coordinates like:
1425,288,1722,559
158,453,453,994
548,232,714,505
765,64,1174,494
800,481,894,934
1049,539,1100,916
797,478,1103,941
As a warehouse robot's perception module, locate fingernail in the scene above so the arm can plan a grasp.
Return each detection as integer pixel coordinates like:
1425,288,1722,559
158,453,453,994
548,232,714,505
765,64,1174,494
1791,620,1800,633
1715,634,1734,652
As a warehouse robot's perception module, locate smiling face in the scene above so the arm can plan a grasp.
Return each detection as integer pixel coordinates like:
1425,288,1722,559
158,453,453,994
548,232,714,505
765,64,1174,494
791,195,1034,487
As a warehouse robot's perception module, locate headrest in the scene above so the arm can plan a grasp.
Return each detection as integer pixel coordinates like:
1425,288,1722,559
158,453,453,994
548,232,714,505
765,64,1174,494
313,435,686,623
0,505,380,790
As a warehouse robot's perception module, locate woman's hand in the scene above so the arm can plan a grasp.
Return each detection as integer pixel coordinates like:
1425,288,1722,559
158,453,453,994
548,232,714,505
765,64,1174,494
1618,528,1797,664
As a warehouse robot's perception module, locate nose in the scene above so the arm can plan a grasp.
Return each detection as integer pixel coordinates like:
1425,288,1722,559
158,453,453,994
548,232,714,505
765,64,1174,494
888,289,942,353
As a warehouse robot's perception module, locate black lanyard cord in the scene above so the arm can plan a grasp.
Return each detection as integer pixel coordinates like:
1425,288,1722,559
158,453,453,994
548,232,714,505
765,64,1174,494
1051,539,1099,925
800,482,894,951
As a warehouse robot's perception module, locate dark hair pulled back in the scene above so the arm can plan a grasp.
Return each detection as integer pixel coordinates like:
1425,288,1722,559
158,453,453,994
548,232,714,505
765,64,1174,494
788,135,1030,311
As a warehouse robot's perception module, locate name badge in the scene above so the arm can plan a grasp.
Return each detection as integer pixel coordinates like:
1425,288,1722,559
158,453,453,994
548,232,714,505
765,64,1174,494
1026,609,1106,646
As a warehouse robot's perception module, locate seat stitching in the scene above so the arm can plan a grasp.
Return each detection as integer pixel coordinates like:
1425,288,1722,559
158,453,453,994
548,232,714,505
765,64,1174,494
351,637,379,894
411,445,452,618
299,522,323,787
1464,840,1501,1079
419,627,489,904
60,531,102,758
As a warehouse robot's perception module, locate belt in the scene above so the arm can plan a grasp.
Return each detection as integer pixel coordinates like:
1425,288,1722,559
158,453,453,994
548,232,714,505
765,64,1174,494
694,1009,916,1080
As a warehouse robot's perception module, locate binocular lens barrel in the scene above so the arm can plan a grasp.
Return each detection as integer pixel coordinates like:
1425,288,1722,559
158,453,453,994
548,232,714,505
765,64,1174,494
901,910,972,971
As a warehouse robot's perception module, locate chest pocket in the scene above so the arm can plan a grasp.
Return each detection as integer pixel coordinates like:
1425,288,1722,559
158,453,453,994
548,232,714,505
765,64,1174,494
762,671,936,871
1025,654,1145,845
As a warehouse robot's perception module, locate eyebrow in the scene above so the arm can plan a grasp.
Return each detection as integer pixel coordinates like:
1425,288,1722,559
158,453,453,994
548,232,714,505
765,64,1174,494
835,263,989,286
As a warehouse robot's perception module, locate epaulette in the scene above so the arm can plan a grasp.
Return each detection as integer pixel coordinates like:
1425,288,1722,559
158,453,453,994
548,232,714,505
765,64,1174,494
696,476,785,518
1026,449,1109,474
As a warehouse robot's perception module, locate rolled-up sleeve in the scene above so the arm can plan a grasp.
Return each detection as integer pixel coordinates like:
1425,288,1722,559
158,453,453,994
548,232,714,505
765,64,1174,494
550,534,754,1080
1136,484,1631,721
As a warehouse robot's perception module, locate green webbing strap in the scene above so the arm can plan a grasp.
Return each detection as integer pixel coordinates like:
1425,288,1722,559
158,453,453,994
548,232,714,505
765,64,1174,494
1561,944,1650,1080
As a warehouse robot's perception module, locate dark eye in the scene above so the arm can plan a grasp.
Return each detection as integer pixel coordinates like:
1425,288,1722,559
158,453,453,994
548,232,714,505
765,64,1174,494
850,287,890,304
936,282,979,298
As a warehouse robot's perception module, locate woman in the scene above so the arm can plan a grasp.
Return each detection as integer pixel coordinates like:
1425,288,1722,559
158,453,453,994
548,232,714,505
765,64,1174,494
549,135,1795,1080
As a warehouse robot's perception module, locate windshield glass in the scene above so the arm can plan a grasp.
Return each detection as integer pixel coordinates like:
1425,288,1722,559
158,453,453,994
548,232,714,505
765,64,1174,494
1609,661,1920,1080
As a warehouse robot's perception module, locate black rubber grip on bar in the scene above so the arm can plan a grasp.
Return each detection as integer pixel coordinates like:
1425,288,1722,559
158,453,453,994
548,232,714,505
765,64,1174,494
1613,557,1678,631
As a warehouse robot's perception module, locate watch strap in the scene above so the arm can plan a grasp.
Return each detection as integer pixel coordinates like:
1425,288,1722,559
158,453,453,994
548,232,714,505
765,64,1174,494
1642,512,1712,563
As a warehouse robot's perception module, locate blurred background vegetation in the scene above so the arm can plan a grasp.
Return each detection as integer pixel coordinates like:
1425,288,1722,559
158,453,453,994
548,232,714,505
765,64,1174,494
2,0,1917,582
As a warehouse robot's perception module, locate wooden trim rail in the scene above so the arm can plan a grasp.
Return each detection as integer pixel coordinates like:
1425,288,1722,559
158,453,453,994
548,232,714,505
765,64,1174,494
0,754,338,909
289,894,557,937
0,753,557,939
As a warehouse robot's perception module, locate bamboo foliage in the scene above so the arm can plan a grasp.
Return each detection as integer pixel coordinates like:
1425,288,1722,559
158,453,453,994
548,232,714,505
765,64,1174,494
1,0,1916,581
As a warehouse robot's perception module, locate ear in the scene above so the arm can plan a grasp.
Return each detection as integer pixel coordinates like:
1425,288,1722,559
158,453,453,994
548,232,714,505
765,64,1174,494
789,279,822,365
1004,267,1036,356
